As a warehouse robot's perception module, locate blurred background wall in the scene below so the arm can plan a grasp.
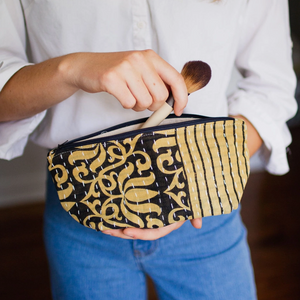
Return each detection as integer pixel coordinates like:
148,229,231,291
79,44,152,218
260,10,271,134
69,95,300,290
0,143,47,206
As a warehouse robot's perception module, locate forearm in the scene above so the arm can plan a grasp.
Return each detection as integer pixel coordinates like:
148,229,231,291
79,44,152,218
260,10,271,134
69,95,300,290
230,115,263,157
0,54,79,122
0,50,188,123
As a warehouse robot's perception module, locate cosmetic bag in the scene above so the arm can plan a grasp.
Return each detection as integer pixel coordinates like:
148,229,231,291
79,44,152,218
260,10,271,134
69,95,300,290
47,114,250,231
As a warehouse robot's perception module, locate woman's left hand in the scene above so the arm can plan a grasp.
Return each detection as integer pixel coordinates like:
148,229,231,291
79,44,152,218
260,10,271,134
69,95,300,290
102,218,202,240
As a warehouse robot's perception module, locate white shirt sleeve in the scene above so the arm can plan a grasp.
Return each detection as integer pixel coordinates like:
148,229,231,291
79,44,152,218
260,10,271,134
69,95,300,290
228,0,298,175
0,0,46,160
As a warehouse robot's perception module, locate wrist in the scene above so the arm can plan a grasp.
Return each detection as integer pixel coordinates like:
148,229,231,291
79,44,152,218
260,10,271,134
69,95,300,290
57,53,81,92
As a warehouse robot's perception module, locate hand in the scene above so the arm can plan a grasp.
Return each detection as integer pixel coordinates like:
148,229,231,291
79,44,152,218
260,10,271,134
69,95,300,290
0,50,187,122
65,50,188,115
102,218,202,240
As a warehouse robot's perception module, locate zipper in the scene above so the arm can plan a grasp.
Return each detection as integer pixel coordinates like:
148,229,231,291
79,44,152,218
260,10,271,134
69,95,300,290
54,114,234,154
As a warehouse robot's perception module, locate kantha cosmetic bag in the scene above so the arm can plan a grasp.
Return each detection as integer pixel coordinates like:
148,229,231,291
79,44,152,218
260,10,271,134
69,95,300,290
47,114,250,231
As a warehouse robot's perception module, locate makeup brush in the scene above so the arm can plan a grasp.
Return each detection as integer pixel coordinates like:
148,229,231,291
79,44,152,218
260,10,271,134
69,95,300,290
141,60,211,128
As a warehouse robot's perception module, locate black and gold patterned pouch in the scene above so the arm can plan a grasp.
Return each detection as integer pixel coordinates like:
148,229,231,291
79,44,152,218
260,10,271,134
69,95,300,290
47,114,250,231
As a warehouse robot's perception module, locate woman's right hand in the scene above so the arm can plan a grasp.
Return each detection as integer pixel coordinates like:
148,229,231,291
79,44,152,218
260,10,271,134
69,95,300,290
0,50,188,122
64,50,188,116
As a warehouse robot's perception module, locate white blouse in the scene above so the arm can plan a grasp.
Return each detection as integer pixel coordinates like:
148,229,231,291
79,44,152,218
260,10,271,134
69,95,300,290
0,0,297,175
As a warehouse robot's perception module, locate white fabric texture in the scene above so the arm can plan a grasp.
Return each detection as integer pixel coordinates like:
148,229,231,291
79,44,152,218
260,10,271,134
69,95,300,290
0,0,297,174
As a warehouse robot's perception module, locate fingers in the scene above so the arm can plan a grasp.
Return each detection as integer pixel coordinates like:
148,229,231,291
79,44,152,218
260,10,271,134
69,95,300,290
148,50,188,115
105,71,167,112
102,221,185,240
139,70,169,112
156,73,188,116
102,229,135,240
122,51,174,113
125,68,167,112
124,220,185,240
96,50,187,114
103,75,137,110
102,218,202,241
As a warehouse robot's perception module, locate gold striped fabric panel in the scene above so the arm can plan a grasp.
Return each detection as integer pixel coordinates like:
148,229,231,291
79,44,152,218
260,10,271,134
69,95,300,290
176,119,249,218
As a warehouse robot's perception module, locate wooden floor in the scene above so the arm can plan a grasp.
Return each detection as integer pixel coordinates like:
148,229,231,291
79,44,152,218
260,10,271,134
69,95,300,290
1,125,300,300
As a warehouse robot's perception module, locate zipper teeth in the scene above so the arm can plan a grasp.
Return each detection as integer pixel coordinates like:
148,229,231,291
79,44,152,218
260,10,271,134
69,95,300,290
54,116,233,153
60,113,203,145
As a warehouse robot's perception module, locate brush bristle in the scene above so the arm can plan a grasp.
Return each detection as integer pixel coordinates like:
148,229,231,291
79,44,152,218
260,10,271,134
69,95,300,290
181,61,211,94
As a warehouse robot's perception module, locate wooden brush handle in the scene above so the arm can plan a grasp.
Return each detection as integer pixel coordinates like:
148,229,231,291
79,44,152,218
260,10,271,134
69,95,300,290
141,95,174,128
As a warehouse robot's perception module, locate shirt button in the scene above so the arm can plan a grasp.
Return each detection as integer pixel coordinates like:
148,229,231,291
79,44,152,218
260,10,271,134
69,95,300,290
137,21,145,29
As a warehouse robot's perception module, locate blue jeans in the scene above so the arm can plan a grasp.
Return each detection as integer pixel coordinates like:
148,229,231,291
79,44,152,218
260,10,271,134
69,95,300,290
44,174,257,300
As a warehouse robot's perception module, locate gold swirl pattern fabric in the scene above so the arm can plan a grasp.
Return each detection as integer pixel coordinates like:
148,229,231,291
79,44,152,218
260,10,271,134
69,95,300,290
47,118,249,231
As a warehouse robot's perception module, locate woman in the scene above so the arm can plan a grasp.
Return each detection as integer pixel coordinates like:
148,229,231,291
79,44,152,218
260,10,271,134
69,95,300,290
0,1,297,299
